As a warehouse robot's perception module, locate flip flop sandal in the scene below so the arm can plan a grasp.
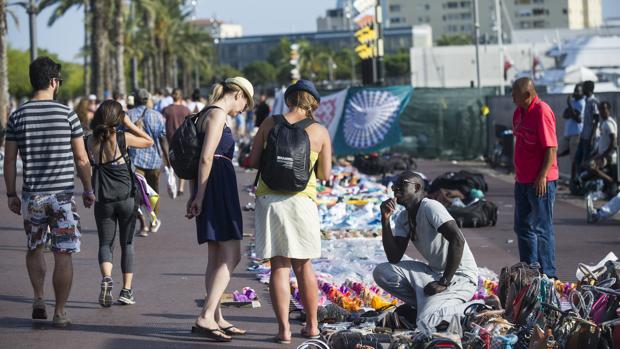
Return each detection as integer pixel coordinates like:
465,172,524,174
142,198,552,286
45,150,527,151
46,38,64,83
300,327,320,339
273,336,291,344
221,325,246,336
191,325,232,342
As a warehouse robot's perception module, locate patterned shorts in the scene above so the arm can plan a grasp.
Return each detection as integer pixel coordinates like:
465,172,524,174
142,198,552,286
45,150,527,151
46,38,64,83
22,193,81,254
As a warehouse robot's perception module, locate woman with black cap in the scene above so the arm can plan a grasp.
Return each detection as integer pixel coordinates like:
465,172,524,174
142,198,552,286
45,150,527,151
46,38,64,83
249,80,333,344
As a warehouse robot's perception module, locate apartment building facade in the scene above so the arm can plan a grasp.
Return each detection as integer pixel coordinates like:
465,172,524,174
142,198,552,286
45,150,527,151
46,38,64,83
317,0,603,43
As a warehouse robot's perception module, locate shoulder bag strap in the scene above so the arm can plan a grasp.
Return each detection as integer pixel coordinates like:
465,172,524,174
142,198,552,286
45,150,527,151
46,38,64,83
117,131,137,195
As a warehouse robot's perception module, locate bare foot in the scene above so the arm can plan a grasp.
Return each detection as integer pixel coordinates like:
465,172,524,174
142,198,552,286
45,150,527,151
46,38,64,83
301,326,320,338
196,316,219,330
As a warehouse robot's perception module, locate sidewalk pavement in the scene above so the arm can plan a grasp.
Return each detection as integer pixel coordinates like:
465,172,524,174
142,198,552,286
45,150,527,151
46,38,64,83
0,160,618,349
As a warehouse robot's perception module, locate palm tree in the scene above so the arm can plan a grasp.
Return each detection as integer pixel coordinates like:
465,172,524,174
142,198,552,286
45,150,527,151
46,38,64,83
89,0,107,98
40,0,92,95
0,0,19,126
113,0,125,96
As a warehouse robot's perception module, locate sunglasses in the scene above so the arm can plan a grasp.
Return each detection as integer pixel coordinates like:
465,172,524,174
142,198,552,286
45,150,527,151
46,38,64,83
391,179,415,191
53,77,63,86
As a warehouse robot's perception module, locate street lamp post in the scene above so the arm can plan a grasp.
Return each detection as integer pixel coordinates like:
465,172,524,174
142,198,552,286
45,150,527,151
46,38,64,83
473,0,481,89
8,0,38,62
345,0,356,85
27,0,36,62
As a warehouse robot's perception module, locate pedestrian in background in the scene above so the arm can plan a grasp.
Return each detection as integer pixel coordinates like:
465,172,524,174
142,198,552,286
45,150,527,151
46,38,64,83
511,77,559,278
254,94,270,128
127,89,170,237
86,100,153,307
560,84,584,181
75,97,92,132
573,80,600,174
3,56,95,327
186,88,205,114
186,77,254,342
162,88,191,196
250,80,332,344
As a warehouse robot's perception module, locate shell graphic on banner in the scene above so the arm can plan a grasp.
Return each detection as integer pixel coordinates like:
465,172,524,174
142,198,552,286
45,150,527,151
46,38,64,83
343,90,401,148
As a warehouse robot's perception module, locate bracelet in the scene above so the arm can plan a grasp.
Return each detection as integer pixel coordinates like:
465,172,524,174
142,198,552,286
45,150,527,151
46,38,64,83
7,192,17,198
83,190,94,196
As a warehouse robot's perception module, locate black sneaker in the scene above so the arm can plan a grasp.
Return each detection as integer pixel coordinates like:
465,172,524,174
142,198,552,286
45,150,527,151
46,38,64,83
118,288,135,305
99,277,113,307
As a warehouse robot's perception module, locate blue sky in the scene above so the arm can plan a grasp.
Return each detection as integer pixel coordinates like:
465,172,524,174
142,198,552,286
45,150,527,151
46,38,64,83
7,0,620,63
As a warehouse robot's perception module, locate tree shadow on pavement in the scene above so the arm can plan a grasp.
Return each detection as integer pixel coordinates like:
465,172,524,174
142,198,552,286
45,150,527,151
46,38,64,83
0,316,273,345
0,294,100,308
103,335,300,349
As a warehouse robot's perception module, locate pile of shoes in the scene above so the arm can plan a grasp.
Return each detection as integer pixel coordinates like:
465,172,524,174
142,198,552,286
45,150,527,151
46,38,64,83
295,257,619,349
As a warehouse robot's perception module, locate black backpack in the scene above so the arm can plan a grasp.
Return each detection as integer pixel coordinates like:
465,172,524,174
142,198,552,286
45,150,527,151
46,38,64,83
429,170,488,197
169,106,220,180
446,199,498,228
353,153,389,176
259,115,316,192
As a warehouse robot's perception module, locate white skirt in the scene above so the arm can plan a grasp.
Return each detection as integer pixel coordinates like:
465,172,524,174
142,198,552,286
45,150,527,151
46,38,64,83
255,194,321,259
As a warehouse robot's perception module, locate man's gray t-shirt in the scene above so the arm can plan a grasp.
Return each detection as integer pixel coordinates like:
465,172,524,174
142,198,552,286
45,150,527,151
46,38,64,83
391,198,478,282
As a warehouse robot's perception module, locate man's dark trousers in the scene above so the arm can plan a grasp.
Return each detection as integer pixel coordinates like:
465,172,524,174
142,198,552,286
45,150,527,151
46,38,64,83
514,180,557,278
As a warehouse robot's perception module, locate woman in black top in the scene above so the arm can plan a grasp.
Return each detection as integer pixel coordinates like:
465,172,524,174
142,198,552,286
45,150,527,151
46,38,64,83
86,101,153,307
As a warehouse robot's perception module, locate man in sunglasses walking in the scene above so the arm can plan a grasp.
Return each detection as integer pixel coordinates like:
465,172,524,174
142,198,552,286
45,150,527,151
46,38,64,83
373,171,486,331
4,56,95,327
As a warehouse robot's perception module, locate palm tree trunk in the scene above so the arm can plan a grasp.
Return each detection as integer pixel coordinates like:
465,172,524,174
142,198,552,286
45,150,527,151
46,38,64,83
171,55,178,89
105,47,113,97
90,0,106,99
83,0,89,96
0,0,9,127
113,0,126,96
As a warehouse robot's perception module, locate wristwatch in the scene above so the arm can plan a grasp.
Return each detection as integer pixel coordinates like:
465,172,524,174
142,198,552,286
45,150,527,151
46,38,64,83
438,276,451,287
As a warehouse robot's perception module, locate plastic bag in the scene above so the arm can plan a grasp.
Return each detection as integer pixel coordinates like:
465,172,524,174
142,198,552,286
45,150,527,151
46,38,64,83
165,166,177,199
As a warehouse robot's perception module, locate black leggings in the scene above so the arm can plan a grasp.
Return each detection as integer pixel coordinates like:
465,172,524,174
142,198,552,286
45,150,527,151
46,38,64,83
95,197,137,273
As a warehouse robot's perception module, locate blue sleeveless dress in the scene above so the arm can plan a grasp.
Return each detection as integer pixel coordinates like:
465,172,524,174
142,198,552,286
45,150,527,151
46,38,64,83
195,126,243,243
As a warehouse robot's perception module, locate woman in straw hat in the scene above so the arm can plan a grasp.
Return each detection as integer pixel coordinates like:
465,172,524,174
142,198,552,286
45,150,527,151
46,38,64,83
186,77,254,342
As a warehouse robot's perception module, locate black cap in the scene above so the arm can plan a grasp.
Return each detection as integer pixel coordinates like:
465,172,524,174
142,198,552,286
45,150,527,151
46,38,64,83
284,79,321,103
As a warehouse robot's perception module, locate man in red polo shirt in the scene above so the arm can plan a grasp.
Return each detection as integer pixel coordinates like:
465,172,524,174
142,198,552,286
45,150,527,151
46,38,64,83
512,77,558,278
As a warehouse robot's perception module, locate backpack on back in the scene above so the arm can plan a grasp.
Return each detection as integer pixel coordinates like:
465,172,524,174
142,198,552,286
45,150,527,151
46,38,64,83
260,115,316,192
169,106,220,180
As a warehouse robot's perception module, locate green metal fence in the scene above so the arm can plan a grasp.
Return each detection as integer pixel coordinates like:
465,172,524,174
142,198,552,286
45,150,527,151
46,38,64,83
391,87,496,160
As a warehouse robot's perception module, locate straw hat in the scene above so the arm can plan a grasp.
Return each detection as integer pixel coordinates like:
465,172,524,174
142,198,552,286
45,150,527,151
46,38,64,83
225,77,254,109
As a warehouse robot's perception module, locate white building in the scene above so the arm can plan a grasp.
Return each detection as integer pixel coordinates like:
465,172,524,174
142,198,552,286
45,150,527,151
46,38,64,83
410,43,554,88
318,0,604,44
192,18,243,42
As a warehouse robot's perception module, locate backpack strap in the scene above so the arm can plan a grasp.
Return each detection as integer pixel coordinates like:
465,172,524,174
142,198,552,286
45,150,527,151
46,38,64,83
293,117,317,129
116,131,137,196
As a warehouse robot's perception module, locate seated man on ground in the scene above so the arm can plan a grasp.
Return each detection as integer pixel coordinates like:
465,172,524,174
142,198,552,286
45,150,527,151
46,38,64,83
577,101,617,198
587,191,620,224
373,171,494,331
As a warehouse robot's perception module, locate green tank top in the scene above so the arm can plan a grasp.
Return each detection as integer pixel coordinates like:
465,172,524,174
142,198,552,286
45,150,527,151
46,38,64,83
256,151,319,202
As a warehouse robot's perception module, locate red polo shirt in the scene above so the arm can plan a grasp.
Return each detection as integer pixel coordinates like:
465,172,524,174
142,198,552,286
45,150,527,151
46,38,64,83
512,96,559,184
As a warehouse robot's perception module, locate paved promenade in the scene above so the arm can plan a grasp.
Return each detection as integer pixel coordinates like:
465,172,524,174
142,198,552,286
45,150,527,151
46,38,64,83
0,160,618,348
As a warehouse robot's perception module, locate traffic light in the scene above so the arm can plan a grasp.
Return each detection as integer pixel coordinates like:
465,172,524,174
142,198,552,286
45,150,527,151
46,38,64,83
354,25,376,60
354,27,376,44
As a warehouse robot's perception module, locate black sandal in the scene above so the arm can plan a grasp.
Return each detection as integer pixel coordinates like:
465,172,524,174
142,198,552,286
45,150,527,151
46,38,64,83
221,325,246,336
191,324,232,342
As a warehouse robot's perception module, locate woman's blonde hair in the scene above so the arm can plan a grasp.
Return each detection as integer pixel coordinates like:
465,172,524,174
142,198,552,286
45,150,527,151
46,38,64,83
285,90,319,119
208,81,245,105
